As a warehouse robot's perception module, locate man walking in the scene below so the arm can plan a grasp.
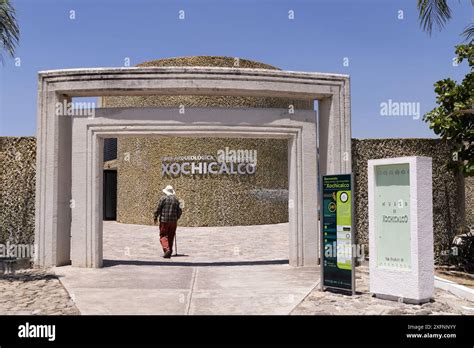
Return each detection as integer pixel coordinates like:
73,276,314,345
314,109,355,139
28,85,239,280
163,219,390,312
153,185,182,258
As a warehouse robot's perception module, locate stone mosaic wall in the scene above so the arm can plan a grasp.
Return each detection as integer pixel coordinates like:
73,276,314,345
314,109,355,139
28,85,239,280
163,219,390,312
0,137,36,245
1,136,472,249
116,137,289,226
466,176,474,227
352,138,468,256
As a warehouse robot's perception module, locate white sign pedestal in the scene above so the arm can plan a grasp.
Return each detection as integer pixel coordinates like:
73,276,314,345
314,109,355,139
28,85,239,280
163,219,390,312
368,156,434,304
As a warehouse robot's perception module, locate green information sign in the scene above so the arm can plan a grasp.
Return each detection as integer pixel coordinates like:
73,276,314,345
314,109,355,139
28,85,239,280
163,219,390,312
374,164,411,270
321,174,354,292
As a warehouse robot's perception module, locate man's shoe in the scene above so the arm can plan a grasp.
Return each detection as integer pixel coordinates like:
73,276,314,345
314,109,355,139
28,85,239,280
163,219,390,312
163,250,172,258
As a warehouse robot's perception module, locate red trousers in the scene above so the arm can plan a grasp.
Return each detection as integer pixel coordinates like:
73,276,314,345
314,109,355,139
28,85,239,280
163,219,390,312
159,221,177,253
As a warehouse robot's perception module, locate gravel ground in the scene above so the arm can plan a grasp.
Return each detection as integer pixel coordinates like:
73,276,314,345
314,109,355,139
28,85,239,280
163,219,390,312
292,266,474,315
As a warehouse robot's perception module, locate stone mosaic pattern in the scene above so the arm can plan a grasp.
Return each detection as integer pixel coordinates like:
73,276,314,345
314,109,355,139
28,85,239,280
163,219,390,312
0,269,80,315
116,137,289,226
0,137,36,244
465,176,474,227
102,94,312,110
352,138,467,257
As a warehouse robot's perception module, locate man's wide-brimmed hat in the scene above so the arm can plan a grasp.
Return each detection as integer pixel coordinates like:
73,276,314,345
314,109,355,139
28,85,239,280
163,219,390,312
162,185,176,196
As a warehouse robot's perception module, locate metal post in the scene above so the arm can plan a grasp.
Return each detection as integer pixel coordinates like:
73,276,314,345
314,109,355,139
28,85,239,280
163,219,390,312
174,233,178,256
320,175,325,292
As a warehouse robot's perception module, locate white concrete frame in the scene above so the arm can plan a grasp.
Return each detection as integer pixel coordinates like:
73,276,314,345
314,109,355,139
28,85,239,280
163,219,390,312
35,67,351,268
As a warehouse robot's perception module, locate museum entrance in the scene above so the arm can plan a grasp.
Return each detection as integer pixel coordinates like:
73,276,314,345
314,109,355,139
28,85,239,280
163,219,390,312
68,105,319,268
34,64,351,269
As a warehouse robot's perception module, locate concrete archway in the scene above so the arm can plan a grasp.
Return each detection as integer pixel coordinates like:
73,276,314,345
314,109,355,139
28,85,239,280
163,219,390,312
35,66,351,268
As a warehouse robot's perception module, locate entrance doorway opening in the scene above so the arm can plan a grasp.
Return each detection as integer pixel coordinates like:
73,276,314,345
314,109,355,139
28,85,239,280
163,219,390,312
101,134,292,264
103,170,117,221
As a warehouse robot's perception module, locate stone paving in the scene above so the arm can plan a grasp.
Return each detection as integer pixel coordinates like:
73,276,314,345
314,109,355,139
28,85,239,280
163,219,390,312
54,221,319,315
0,221,472,315
0,269,79,315
103,221,289,263
292,266,474,315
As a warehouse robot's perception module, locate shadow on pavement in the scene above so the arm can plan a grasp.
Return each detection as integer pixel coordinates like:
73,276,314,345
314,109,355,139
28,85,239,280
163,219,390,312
102,259,290,267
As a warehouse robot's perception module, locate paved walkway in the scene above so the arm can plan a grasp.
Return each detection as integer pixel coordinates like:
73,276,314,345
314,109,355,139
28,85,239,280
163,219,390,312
51,221,474,315
55,222,319,315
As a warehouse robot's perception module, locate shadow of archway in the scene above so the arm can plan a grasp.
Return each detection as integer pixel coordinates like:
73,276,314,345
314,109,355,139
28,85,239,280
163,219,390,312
102,258,289,268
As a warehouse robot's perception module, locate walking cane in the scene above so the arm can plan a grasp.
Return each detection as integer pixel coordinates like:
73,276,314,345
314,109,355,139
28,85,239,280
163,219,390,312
174,233,178,256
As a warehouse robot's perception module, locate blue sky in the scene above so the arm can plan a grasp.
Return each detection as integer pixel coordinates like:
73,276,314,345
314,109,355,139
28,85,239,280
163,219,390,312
0,0,472,138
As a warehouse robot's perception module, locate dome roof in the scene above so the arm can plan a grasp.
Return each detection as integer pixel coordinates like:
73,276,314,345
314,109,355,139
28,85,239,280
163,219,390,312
102,56,311,110
136,56,280,70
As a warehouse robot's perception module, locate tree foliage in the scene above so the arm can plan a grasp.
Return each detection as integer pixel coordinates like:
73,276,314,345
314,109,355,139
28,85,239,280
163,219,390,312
417,0,473,42
423,44,474,176
0,0,19,62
